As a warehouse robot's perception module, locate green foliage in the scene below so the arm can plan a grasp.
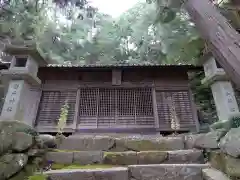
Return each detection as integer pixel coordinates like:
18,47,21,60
190,71,217,124
155,6,176,23
57,101,69,135
210,114,240,131
0,0,204,65
230,114,240,128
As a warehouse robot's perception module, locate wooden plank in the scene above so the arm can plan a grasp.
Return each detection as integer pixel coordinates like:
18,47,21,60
184,0,240,88
112,69,122,85
96,88,99,128
72,88,80,131
33,88,42,127
78,82,154,88
152,86,160,130
36,125,75,133
115,89,118,125
188,89,199,132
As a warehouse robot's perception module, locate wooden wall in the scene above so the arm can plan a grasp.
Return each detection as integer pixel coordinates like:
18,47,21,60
34,67,198,133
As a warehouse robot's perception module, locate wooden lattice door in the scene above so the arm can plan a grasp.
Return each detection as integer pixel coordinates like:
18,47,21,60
77,87,155,129
36,90,77,127
156,90,195,131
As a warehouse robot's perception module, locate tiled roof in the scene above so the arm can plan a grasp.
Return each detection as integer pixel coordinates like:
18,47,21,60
47,63,200,68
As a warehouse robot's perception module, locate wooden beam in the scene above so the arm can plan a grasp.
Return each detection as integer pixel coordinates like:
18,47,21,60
184,0,240,88
112,69,122,85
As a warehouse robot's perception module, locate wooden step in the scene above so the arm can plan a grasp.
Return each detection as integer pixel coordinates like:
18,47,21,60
43,164,210,180
57,135,185,151
46,149,204,165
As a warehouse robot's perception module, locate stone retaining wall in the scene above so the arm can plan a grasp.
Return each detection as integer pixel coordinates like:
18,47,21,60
1,120,238,180
45,149,204,165
184,128,240,179
0,120,47,180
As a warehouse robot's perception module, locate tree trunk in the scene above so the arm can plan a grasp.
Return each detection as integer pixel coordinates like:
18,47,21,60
184,0,240,88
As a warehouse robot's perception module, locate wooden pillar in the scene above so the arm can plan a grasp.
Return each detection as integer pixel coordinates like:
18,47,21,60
73,88,80,131
152,87,160,132
189,89,200,132
182,0,240,88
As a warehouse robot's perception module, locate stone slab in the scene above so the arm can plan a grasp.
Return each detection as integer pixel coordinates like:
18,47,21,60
0,153,28,180
12,132,33,152
166,150,204,164
73,151,104,165
58,136,115,151
208,150,225,172
46,149,204,165
137,151,167,164
57,136,185,151
224,155,240,177
184,134,203,149
202,168,230,180
129,164,210,180
219,128,240,158
44,167,129,180
45,152,73,164
103,151,138,165
115,136,184,151
194,130,226,149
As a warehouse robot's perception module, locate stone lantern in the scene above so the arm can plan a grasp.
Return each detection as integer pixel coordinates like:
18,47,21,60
199,52,240,121
0,43,48,126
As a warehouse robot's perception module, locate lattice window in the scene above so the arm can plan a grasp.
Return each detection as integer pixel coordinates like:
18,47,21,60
98,88,115,117
156,91,194,130
116,88,135,125
78,88,98,127
37,91,76,126
135,88,154,125
78,87,154,128
98,88,116,127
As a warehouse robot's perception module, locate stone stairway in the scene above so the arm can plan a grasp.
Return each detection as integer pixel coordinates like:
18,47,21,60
43,134,229,180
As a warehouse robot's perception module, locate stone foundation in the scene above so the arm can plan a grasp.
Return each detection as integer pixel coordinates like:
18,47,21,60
0,122,236,180
184,128,240,179
0,120,47,180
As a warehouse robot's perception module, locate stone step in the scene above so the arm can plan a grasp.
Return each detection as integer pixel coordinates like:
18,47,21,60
129,164,210,180
46,149,204,165
128,164,210,180
44,167,128,180
202,168,231,180
57,135,185,151
43,164,210,180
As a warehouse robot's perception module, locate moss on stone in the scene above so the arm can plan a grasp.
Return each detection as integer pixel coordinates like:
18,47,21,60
103,151,138,165
123,139,168,151
103,152,119,158
8,158,42,180
209,150,226,172
224,155,240,177
52,149,82,153
28,174,48,180
137,151,168,164
9,171,27,180
51,163,117,170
